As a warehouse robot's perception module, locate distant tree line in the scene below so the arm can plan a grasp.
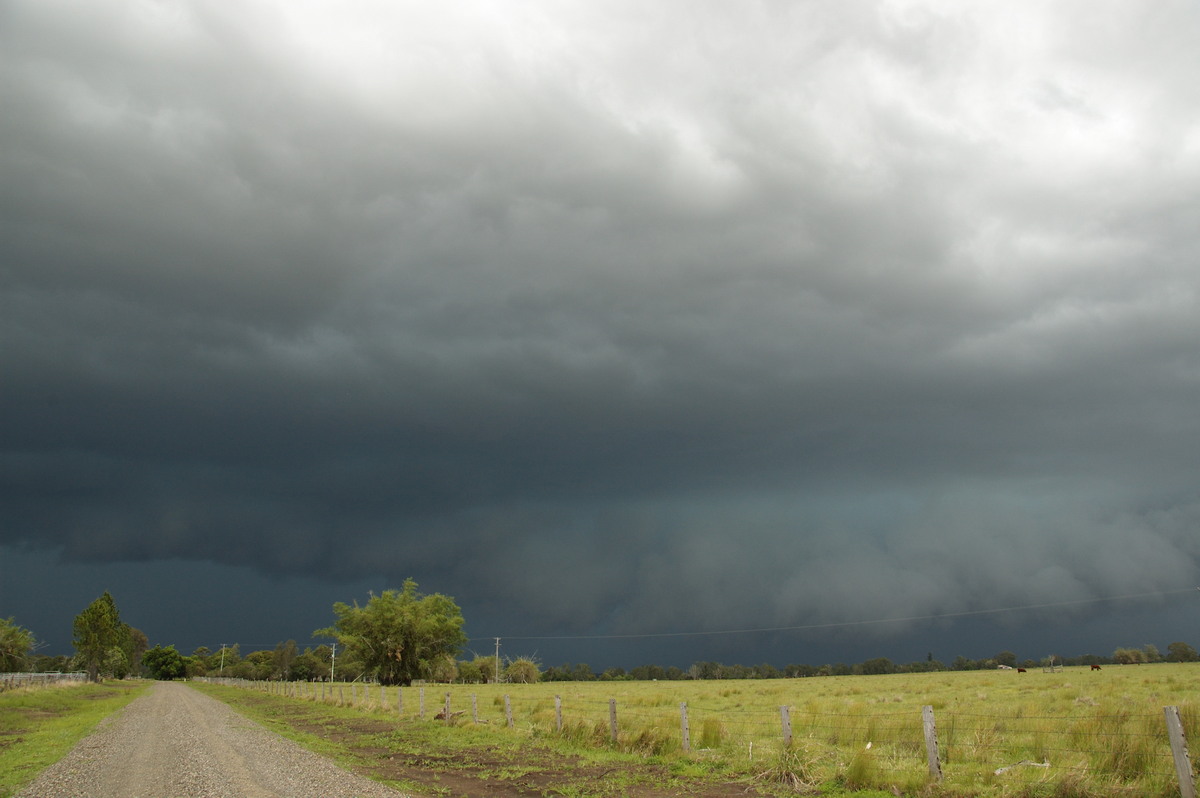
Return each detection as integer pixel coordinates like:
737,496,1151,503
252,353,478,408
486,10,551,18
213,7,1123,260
4,588,1198,686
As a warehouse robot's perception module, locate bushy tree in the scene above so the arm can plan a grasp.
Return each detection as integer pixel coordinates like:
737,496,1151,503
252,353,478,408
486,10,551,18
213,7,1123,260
142,645,186,680
428,654,459,683
505,657,541,684
126,628,149,678
630,664,667,681
73,592,126,682
471,655,500,682
243,650,275,680
272,640,298,679
314,579,467,686
1,617,36,672
857,657,896,675
457,659,485,683
1166,642,1199,662
1113,647,1147,665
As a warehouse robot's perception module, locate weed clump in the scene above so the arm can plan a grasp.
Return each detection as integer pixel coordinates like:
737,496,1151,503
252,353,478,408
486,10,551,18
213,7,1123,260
698,718,723,749
754,744,820,793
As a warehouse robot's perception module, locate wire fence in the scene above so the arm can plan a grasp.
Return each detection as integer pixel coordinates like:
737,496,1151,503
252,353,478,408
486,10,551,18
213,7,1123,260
198,678,1198,797
0,672,88,691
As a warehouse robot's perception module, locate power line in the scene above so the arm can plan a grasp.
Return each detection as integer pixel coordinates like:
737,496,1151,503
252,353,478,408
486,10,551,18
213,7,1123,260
470,587,1200,643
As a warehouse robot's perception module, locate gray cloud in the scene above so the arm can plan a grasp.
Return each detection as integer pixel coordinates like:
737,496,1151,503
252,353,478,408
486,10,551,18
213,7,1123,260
3,1,1199,662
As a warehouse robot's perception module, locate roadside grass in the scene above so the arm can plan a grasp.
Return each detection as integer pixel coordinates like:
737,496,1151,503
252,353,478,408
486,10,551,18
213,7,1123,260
196,664,1200,797
0,679,150,798
190,681,758,796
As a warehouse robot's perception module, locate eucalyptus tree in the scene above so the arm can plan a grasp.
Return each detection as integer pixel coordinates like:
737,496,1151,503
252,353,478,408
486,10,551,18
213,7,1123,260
315,578,467,686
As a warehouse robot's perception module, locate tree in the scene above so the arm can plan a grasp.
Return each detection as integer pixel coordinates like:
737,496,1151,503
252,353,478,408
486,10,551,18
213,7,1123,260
142,645,186,680
314,579,467,686
126,628,149,678
272,640,298,679
73,592,125,682
1,617,36,672
428,654,459,683
457,659,485,683
1113,647,1147,665
471,655,500,682
1166,642,1199,662
858,657,896,676
506,657,541,684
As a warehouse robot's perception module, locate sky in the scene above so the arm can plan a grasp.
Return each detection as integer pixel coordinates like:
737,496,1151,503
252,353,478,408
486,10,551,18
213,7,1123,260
3,0,1200,672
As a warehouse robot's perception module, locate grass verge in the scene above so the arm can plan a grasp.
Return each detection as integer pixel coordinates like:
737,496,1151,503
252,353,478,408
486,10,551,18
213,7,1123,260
0,679,150,798
188,681,783,798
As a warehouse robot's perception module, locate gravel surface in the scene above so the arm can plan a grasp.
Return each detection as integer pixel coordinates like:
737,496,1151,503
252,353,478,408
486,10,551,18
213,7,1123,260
15,681,409,798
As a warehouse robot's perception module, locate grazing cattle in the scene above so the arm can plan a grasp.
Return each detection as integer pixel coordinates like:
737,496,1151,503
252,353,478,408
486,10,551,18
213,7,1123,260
1091,664,1102,671
1016,667,1027,673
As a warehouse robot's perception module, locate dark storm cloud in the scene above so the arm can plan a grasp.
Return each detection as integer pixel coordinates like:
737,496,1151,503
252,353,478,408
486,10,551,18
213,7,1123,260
3,0,1199,655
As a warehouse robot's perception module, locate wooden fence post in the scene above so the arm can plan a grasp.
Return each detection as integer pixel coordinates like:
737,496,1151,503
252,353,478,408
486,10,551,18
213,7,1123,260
555,695,563,732
680,703,691,752
352,684,357,706
504,695,514,728
922,705,943,782
397,687,403,715
780,705,792,747
472,694,479,724
609,699,618,744
419,687,425,719
444,693,452,725
1165,706,1196,798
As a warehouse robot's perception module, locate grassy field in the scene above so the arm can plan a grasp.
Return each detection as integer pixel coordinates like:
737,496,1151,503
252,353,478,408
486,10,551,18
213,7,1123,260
200,663,1200,797
0,679,149,798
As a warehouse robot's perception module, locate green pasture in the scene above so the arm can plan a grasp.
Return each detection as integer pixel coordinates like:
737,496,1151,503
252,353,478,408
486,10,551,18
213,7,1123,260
216,664,1200,797
0,679,149,798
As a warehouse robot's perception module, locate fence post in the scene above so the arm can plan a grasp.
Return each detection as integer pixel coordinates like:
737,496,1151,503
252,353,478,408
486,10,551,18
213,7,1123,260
1165,706,1196,798
680,703,691,752
397,687,403,715
352,684,358,706
504,695,514,728
380,684,385,709
444,693,452,725
609,699,618,744
780,705,792,747
555,695,563,732
472,693,479,724
922,705,943,782
419,687,425,719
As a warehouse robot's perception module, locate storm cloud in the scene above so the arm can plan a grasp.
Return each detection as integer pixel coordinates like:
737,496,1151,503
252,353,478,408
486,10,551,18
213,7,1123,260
3,0,1199,665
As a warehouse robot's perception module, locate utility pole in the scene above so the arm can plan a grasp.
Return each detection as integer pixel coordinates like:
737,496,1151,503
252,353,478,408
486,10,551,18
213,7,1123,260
494,638,501,683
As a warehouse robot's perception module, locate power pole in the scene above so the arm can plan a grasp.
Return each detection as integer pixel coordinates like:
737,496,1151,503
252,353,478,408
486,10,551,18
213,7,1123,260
494,638,501,683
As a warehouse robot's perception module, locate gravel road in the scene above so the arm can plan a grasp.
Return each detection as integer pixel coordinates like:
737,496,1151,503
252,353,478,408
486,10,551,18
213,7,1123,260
15,681,409,798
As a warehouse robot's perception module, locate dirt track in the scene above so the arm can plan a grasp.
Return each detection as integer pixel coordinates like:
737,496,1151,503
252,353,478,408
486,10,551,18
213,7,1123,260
15,681,407,798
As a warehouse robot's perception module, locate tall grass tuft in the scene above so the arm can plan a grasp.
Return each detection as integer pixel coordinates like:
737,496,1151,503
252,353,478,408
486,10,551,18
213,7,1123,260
841,744,878,789
1095,711,1159,781
698,717,723,748
754,744,819,793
